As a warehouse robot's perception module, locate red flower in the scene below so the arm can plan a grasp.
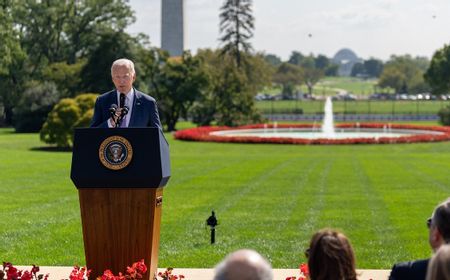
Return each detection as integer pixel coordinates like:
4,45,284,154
100,269,116,280
132,260,147,275
31,265,39,275
7,265,20,280
299,263,309,276
20,271,32,280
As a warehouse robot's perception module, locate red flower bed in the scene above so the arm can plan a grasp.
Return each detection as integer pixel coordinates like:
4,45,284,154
173,123,450,145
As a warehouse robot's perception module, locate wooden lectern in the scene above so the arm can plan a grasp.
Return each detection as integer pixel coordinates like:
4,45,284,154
71,128,170,280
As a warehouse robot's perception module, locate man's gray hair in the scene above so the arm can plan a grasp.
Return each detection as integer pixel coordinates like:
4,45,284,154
214,249,273,280
111,58,135,75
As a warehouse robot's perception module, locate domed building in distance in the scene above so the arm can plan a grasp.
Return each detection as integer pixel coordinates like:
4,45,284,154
332,48,363,76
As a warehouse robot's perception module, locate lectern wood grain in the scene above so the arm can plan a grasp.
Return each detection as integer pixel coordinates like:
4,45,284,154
78,188,163,280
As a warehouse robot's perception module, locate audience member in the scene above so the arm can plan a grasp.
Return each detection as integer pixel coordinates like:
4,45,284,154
213,249,273,280
425,244,450,280
389,197,450,280
307,229,357,280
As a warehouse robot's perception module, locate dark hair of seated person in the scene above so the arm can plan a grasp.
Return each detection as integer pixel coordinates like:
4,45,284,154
307,229,357,280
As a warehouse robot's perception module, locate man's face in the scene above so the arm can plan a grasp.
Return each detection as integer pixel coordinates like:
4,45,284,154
112,65,135,94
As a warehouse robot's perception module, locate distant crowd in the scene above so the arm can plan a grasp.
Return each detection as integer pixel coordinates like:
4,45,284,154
211,197,450,280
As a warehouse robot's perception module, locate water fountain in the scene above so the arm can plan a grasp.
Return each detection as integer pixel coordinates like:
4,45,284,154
321,97,336,137
175,97,450,144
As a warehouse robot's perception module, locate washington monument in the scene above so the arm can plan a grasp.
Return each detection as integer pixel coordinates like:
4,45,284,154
161,0,184,57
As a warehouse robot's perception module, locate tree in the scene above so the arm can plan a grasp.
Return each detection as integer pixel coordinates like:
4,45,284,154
13,81,60,132
149,52,209,131
14,0,135,68
288,51,304,66
80,31,137,93
364,58,383,78
42,60,86,97
351,62,365,77
315,54,330,70
301,56,324,96
273,63,303,99
219,0,254,68
264,53,282,67
378,55,430,94
193,49,270,126
0,0,28,125
424,44,450,95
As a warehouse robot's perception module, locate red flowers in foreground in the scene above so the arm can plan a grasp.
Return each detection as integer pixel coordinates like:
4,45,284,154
286,263,310,280
173,123,450,145
0,263,48,280
98,259,147,280
1,261,185,280
157,268,185,280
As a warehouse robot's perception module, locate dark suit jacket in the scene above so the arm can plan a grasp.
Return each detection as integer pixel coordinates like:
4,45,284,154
388,259,429,280
90,89,162,129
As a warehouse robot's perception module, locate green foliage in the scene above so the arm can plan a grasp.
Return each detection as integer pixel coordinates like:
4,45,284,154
13,81,60,132
378,55,430,94
1,0,135,125
14,0,135,68
40,93,97,147
424,44,450,95
194,49,271,126
263,53,282,67
437,106,450,126
80,31,138,93
364,58,384,78
150,52,210,131
0,1,28,125
42,60,87,97
219,0,254,67
273,63,303,99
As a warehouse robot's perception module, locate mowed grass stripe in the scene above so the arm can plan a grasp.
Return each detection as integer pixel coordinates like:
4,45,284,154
160,146,301,266
352,155,408,268
220,157,325,267
360,151,440,263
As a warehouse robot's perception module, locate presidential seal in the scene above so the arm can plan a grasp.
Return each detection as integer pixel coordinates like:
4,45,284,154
99,136,133,170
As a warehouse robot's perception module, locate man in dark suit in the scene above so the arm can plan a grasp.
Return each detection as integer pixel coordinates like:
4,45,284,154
90,58,161,129
389,198,450,280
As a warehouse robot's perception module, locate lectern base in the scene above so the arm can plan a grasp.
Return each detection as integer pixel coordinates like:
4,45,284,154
78,188,163,280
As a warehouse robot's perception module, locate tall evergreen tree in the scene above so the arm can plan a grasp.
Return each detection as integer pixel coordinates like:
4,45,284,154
219,0,254,68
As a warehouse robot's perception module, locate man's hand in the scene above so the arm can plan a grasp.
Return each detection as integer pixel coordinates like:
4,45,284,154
109,108,124,127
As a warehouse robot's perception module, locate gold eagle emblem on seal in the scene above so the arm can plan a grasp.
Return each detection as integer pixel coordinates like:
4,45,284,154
99,136,133,170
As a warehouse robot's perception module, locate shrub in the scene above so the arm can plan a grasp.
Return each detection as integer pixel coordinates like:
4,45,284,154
438,106,450,126
40,93,97,147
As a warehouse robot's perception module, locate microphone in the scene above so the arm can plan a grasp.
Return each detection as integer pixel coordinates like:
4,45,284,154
109,104,118,116
116,106,129,128
120,106,129,117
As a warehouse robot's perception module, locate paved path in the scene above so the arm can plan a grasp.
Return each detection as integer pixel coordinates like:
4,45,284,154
18,266,391,280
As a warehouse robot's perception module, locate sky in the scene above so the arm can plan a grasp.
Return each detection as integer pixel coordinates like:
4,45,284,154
127,0,450,61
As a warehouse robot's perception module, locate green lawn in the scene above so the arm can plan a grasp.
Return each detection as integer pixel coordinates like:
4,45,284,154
261,76,390,97
1,127,450,269
256,100,450,115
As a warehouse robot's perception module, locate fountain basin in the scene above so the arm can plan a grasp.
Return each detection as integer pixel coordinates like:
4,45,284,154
174,123,450,145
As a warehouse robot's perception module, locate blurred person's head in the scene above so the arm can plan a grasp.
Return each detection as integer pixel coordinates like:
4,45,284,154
214,249,273,280
307,229,357,280
426,244,450,280
428,198,450,251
